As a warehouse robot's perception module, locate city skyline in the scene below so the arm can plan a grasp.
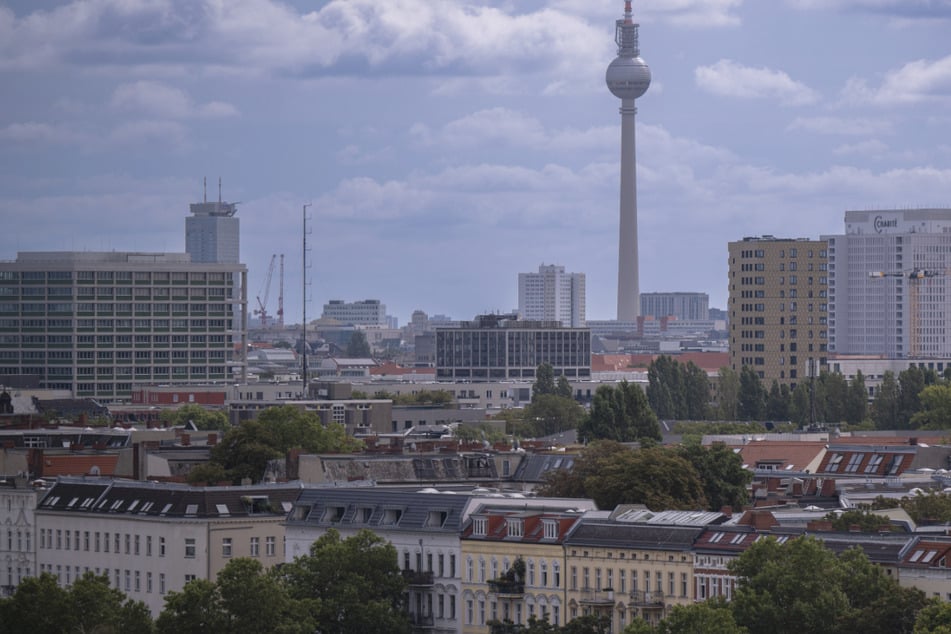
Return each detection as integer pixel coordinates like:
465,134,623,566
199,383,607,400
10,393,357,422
2,1,949,326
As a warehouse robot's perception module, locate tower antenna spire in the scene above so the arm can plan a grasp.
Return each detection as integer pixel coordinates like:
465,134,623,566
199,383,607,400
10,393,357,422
218,177,222,204
203,177,207,203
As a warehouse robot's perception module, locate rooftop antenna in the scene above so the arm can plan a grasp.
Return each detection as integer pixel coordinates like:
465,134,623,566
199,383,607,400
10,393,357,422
302,203,313,397
218,177,222,204
203,177,207,203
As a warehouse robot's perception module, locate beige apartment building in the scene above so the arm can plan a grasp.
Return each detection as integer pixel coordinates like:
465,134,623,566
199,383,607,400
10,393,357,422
728,237,829,389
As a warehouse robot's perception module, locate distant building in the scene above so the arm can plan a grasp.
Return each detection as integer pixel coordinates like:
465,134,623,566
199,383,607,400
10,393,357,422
727,237,829,388
185,194,239,264
321,299,387,326
435,314,590,381
824,208,951,358
640,292,709,321
518,264,586,328
0,251,247,402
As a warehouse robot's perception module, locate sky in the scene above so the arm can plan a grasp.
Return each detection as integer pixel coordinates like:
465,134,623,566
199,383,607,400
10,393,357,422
2,0,950,326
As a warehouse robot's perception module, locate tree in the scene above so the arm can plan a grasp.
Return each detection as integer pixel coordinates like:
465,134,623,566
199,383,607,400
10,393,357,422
186,461,230,485
823,509,894,532
519,393,586,437
872,371,900,429
157,579,227,634
737,366,766,421
216,558,310,634
577,381,660,443
0,573,71,634
846,370,868,425
346,330,372,358
716,367,740,420
765,380,790,421
159,403,229,431
536,440,631,500
914,600,951,634
911,384,951,430
647,355,680,419
678,441,751,511
898,366,927,428
533,363,557,401
657,599,746,634
817,371,849,424
280,528,410,634
556,375,574,399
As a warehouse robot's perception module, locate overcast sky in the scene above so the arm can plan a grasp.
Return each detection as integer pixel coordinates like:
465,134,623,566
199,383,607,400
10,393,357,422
2,0,950,326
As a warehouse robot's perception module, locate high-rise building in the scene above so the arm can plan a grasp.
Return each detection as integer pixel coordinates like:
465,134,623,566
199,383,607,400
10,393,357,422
824,208,951,359
320,299,387,326
728,237,829,388
606,1,651,322
185,181,239,264
640,292,709,321
517,264,586,327
0,251,246,402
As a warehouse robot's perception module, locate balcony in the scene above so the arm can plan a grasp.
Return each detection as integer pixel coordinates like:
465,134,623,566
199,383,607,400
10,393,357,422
488,620,525,634
578,588,615,606
487,579,525,597
402,569,434,587
629,590,665,607
408,612,434,629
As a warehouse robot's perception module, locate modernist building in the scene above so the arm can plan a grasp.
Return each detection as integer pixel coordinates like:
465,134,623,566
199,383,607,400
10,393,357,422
435,315,591,381
321,299,388,326
727,237,829,388
185,188,239,264
639,292,709,321
34,478,302,616
518,264,586,328
824,208,951,359
0,251,247,402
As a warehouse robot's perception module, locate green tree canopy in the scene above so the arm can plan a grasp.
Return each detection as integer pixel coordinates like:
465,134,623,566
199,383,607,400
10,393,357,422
737,366,766,421
577,381,660,443
822,508,895,532
716,367,740,420
911,384,951,430
518,393,586,438
279,528,410,634
159,403,229,431
533,363,557,401
872,371,900,429
657,598,747,634
677,441,752,511
346,330,372,358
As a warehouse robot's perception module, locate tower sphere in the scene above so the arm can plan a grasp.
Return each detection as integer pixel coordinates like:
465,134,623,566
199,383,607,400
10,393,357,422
606,55,651,100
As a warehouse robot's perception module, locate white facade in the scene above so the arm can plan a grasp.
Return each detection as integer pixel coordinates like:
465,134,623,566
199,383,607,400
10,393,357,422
0,477,38,596
185,201,240,264
0,251,247,402
518,264,586,328
321,299,387,326
825,208,951,358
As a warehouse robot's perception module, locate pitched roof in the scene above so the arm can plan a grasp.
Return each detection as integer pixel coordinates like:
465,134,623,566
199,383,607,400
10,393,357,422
565,520,703,550
41,454,119,477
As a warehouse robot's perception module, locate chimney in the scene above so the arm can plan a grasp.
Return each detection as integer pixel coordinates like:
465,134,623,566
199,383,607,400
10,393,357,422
180,433,190,447
207,433,218,447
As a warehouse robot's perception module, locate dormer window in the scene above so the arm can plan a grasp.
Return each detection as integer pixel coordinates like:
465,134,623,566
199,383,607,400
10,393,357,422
542,519,558,539
473,517,487,536
507,518,523,538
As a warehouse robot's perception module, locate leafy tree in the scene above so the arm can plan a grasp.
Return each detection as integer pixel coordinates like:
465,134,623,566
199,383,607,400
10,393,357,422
0,573,71,633
567,445,707,511
899,366,927,428
159,403,229,431
536,440,631,499
647,355,680,419
872,371,900,429
914,600,951,634
677,441,751,511
730,536,920,634
622,618,655,634
822,509,895,532
216,558,310,634
898,491,951,524
817,371,849,424
737,366,766,421
346,330,372,358
657,598,746,634
716,367,740,420
911,384,951,430
157,579,227,634
186,461,230,485
765,380,790,421
846,370,868,425
533,363,557,401
280,528,410,634
556,375,574,399
789,381,811,427
519,393,586,437
577,381,660,443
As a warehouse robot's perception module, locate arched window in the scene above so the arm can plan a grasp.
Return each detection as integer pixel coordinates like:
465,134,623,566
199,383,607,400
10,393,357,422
540,561,548,587
527,559,535,586
466,557,474,582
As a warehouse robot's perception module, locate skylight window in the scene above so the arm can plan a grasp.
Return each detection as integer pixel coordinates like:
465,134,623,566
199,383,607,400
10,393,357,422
709,533,724,543
185,504,199,516
216,504,230,516
910,550,924,562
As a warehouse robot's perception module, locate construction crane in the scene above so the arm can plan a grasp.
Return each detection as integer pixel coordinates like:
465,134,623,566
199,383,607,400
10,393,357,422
277,254,285,329
255,255,277,329
868,268,947,358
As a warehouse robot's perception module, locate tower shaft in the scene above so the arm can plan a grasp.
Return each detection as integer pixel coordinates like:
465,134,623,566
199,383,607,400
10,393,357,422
617,99,639,322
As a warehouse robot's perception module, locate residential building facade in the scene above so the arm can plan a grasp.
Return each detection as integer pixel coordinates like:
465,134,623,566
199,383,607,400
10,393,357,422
639,292,709,321
0,476,38,596
0,251,247,402
728,237,829,388
518,264,586,328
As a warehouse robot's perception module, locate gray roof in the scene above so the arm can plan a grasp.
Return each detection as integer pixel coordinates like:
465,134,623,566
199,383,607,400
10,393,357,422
565,520,703,550
510,453,577,482
289,486,472,533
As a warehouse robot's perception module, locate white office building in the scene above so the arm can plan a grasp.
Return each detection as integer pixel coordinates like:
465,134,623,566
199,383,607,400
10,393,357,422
640,292,709,321
517,264,586,328
321,299,387,326
185,198,239,264
0,251,247,402
824,208,951,358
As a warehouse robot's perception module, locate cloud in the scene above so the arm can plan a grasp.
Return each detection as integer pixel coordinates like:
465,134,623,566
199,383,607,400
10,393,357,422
840,54,951,106
551,0,745,28
785,0,951,21
832,139,889,156
0,122,85,145
787,116,893,136
695,59,820,105
106,119,189,149
110,80,238,118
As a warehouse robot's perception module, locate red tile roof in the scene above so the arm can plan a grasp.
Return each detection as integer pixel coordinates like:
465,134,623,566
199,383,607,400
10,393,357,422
41,454,119,477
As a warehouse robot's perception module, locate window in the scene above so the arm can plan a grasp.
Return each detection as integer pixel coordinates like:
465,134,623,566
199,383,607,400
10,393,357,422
159,573,166,594
266,536,276,557
222,538,232,558
146,535,152,557
250,537,260,557
185,538,196,558
147,572,152,593
473,517,487,536
159,536,166,557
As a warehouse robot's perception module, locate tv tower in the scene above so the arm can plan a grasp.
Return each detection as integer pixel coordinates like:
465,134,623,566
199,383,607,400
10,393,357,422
606,0,651,322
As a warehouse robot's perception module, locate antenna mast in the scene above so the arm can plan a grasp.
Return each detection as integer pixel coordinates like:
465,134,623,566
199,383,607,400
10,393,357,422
278,254,285,329
302,204,312,396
